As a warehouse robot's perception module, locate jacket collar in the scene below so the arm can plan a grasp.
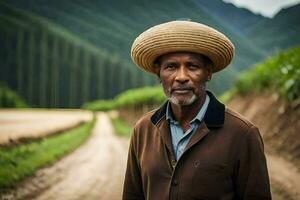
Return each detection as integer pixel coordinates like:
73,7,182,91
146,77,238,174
150,90,225,128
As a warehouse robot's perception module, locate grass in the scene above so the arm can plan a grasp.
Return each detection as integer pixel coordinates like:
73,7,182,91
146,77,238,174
0,115,96,188
111,117,132,137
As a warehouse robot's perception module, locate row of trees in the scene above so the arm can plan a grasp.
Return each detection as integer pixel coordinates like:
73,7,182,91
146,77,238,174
0,3,156,107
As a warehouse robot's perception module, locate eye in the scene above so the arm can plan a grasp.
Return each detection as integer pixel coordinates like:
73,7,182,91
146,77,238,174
163,64,175,70
188,64,199,70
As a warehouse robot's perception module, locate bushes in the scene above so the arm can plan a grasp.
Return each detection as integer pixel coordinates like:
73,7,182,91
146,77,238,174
82,86,165,111
0,83,28,108
234,46,300,101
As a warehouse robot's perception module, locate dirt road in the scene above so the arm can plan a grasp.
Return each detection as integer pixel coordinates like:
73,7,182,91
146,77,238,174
267,153,300,200
1,111,299,199
2,113,129,200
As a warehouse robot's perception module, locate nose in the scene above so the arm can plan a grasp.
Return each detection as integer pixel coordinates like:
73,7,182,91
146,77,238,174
175,66,189,83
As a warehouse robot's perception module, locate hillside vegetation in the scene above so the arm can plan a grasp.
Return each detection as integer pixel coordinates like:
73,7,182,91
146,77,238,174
83,86,165,111
229,45,300,101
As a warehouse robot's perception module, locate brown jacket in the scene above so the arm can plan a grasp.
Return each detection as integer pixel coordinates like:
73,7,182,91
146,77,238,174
123,91,271,200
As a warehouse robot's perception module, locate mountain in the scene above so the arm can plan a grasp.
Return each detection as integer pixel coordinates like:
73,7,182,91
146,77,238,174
248,4,300,52
195,0,265,35
0,0,299,108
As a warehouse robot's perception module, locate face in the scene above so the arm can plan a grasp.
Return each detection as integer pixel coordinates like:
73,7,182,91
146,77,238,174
155,52,212,106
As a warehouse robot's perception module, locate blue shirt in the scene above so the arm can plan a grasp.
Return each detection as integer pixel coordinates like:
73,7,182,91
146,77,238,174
166,94,210,160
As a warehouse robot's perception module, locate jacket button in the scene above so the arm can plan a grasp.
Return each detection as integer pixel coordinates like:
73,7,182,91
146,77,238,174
172,179,178,186
194,161,200,168
171,159,176,168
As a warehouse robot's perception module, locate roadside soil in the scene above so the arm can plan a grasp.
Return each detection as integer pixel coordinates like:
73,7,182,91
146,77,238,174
0,109,93,147
0,112,129,200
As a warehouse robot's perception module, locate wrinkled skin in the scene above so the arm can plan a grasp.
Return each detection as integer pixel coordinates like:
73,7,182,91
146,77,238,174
155,52,212,106
154,52,213,129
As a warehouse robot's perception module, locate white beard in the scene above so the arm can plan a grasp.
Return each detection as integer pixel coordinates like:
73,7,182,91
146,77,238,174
168,93,198,106
164,84,205,106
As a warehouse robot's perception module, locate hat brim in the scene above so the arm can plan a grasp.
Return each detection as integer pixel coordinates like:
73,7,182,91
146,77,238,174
131,21,235,73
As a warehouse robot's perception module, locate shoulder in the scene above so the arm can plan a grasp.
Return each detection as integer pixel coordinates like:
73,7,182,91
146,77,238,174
131,107,162,137
134,108,157,128
224,106,255,130
223,106,261,139
130,108,160,148
223,107,264,149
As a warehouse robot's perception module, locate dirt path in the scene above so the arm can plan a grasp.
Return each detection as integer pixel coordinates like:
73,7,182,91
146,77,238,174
267,153,300,200
3,113,129,200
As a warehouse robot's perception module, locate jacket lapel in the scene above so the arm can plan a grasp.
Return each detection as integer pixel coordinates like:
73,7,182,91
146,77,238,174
156,119,174,156
184,122,210,151
203,91,225,128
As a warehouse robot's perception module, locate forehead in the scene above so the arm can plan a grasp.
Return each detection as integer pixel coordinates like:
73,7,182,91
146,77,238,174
157,52,206,64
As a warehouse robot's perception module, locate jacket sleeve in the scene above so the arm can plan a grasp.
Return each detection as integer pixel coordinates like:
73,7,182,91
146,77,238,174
122,127,145,200
234,125,272,200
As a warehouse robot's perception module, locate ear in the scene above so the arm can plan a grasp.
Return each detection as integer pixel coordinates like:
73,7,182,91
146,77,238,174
206,64,213,81
153,63,161,79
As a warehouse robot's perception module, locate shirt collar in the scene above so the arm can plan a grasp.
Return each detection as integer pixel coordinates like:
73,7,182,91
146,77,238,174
166,94,210,124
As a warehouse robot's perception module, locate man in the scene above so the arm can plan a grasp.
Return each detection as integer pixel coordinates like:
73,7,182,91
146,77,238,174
123,21,271,200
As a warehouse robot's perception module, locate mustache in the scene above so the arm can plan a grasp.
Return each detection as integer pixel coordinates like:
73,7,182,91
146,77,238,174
170,86,194,92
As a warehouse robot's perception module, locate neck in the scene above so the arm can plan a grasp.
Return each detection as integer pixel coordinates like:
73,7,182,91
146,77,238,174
170,93,206,131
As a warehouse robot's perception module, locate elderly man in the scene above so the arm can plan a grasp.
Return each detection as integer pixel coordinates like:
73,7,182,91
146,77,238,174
123,21,271,200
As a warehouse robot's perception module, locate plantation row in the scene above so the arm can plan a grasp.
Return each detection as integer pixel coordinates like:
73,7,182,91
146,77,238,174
0,3,156,108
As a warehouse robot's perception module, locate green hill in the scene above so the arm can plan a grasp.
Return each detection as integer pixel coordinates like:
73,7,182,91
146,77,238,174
248,4,300,51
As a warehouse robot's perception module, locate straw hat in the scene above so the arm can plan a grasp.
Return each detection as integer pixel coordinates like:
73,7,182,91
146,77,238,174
131,20,235,73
